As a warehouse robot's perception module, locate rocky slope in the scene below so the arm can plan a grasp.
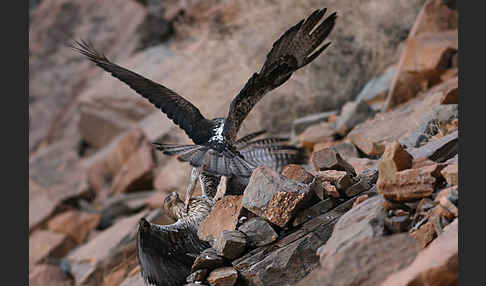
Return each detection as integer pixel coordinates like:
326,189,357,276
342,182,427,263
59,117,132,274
29,0,458,285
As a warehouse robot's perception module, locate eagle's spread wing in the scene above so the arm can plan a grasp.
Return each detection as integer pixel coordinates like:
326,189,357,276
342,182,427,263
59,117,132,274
223,9,337,143
137,218,210,286
71,40,214,145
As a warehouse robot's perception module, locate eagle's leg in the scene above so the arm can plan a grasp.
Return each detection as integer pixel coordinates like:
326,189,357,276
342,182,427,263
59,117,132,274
185,166,202,210
199,172,221,200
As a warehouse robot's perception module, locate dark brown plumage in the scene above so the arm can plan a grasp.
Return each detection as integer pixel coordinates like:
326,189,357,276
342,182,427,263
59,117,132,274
71,8,337,180
137,192,212,286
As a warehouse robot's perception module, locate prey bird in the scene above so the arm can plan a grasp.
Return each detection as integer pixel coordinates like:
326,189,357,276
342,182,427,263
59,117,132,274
72,8,337,207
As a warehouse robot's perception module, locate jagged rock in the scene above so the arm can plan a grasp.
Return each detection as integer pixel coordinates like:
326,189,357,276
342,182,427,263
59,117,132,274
214,230,247,260
440,84,458,104
311,147,356,176
298,234,421,286
335,100,376,136
410,219,437,248
85,128,155,199
47,210,100,244
322,180,340,198
186,269,208,283
315,170,354,195
299,122,336,150
198,196,247,244
29,230,76,270
242,166,318,228
382,219,458,286
238,217,278,248
378,141,413,181
348,81,452,156
29,141,89,231
377,165,439,202
191,248,225,273
408,0,458,36
441,163,458,185
384,215,411,233
434,186,458,219
29,264,73,286
282,164,315,184
292,199,336,227
317,195,386,262
408,130,458,162
66,211,148,285
332,142,359,160
292,111,338,135
346,158,378,175
207,267,238,286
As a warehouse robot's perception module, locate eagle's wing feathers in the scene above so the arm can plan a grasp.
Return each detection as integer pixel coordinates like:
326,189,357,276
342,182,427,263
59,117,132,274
71,40,214,145
223,9,337,143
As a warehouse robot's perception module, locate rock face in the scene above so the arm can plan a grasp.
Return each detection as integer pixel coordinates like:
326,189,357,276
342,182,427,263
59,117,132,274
207,267,238,286
191,248,226,273
238,217,278,248
47,210,100,244
298,234,421,286
242,166,318,228
377,166,437,202
311,148,356,176
282,164,315,184
214,230,247,260
381,219,458,286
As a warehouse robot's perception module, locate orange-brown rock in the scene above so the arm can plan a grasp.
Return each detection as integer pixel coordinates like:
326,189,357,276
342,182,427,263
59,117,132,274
29,230,76,270
322,180,340,198
299,122,336,151
410,220,437,248
440,67,458,82
377,166,436,202
433,186,458,219
440,84,458,104
198,196,247,243
311,147,356,176
378,141,413,181
47,210,101,244
408,0,458,37
242,166,318,228
282,164,314,184
315,170,354,192
207,267,238,286
441,163,458,185
29,264,73,286
347,157,377,175
352,194,369,208
382,219,458,286
85,128,155,198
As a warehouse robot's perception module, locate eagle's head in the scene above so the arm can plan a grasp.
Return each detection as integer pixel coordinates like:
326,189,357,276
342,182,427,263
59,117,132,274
163,192,186,220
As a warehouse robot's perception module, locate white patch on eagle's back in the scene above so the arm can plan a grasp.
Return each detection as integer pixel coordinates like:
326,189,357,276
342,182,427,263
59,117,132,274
210,120,225,143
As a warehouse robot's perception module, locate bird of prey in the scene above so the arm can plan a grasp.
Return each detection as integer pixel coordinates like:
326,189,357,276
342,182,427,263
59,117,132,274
137,192,212,286
72,8,336,205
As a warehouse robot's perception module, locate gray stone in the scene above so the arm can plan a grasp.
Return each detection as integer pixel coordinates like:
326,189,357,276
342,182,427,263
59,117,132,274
242,166,318,228
186,269,208,283
332,142,360,160
356,66,397,104
311,147,357,177
293,199,337,227
335,100,376,136
238,217,278,248
292,111,338,136
191,248,225,273
214,230,247,260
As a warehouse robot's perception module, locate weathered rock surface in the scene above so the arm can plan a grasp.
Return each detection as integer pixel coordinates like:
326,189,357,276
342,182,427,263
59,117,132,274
84,128,155,199
441,163,458,185
381,219,458,286
214,230,247,260
315,170,354,193
242,166,318,228
207,267,238,286
66,211,147,285
238,217,278,248
311,148,356,176
335,100,376,136
191,248,226,273
377,141,413,180
186,269,209,283
299,122,336,151
346,157,378,175
281,164,315,184
293,199,336,227
317,195,385,262
298,234,421,286
47,210,100,244
29,230,76,270
29,264,73,286
198,196,246,244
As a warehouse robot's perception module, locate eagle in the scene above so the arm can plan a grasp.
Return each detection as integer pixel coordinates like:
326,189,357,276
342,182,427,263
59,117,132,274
137,192,212,286
72,8,337,207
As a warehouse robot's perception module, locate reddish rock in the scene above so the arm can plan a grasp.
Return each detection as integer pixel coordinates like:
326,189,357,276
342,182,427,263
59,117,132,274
315,170,354,193
198,196,246,243
410,219,437,248
409,0,458,37
384,215,411,233
377,166,438,202
298,234,420,286
299,122,336,151
440,68,458,82
322,180,340,198
381,219,458,286
317,196,385,262
29,141,89,231
207,267,238,286
29,264,73,286
440,84,458,104
47,210,100,244
186,269,209,283
377,141,413,181
281,164,314,184
311,147,356,176
29,230,76,270
352,194,369,208
66,211,148,285
441,163,458,186
85,128,155,198
242,166,318,228
434,186,458,219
